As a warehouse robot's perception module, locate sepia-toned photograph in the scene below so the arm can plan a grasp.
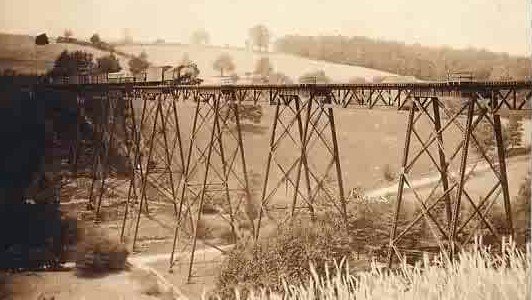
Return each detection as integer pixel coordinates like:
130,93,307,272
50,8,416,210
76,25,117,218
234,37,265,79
0,1,530,299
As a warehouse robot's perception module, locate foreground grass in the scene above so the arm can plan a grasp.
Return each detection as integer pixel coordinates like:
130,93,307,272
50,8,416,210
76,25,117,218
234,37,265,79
209,243,530,300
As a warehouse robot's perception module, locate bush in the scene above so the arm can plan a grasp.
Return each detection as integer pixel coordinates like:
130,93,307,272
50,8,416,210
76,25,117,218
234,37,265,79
472,118,510,157
0,204,75,270
219,104,263,125
128,52,149,76
215,190,427,299
48,50,95,77
75,227,129,275
195,219,214,240
215,218,353,299
298,70,330,84
96,54,121,74
513,174,531,246
1,68,17,76
90,33,101,45
201,201,219,214
35,33,49,45
382,164,396,181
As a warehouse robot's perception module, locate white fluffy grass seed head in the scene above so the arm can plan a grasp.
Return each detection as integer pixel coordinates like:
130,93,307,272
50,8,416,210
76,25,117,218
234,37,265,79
214,242,530,300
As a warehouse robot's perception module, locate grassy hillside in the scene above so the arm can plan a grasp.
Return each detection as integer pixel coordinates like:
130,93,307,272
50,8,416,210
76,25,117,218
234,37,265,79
117,44,395,83
1,33,397,82
0,33,130,75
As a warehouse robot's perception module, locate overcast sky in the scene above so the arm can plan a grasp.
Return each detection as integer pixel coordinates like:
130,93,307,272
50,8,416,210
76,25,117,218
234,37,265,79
1,0,530,55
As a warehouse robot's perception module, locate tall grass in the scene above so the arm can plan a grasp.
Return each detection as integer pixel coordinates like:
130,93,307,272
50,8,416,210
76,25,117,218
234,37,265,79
209,242,530,300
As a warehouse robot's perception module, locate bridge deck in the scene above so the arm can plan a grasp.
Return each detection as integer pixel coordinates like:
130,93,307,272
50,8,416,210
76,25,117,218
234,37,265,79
45,80,532,91
39,79,532,112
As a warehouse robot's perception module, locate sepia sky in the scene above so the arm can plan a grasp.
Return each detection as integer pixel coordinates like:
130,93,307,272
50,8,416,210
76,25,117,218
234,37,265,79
1,0,530,55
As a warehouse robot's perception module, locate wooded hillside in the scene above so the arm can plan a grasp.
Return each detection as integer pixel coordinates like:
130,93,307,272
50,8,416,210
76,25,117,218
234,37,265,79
275,35,531,81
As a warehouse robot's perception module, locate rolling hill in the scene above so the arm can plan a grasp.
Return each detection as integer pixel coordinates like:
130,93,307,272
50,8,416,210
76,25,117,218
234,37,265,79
0,34,131,75
0,33,397,83
116,44,396,83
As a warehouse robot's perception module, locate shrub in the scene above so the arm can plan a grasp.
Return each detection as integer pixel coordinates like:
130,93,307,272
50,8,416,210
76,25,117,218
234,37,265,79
195,219,214,240
213,53,235,77
1,68,16,76
215,191,426,299
382,164,396,181
215,218,353,299
472,118,510,156
220,104,263,124
507,115,524,149
35,33,49,45
298,70,330,84
75,226,129,275
48,50,95,77
513,174,531,246
90,33,101,45
128,52,149,76
201,201,219,214
96,54,121,74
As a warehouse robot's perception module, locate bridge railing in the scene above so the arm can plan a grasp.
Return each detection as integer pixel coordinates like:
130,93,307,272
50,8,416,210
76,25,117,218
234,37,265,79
49,74,147,85
46,74,531,88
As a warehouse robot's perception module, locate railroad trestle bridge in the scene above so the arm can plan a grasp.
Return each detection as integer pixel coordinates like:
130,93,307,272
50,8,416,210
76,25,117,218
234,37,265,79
39,79,531,280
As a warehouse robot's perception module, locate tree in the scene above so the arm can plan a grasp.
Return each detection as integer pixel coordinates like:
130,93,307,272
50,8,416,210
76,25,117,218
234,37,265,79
90,33,101,45
213,53,235,77
372,76,387,83
269,72,292,84
64,29,73,39
96,54,121,74
190,29,210,45
128,52,149,76
180,52,192,65
507,115,524,149
349,76,366,83
123,28,133,44
139,51,148,61
35,33,49,45
253,57,273,79
298,70,330,84
474,120,497,155
274,35,531,81
49,50,95,77
1,68,17,76
473,118,512,157
248,25,270,52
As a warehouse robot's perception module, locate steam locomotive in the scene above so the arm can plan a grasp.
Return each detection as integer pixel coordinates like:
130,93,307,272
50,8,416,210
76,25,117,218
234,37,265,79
165,62,204,85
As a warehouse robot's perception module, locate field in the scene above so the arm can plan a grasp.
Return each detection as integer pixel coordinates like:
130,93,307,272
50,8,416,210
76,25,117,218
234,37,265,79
116,43,394,83
0,33,394,83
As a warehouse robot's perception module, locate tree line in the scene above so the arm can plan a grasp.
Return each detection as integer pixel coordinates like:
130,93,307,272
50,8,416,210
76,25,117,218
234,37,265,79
275,35,531,81
47,50,123,77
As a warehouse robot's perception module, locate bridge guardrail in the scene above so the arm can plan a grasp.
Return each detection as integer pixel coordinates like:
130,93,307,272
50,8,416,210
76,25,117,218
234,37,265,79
50,74,148,85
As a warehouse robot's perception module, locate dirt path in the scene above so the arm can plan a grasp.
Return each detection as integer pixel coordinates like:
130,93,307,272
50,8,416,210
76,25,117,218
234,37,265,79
2,268,179,300
362,155,529,198
129,244,233,266
126,244,234,299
